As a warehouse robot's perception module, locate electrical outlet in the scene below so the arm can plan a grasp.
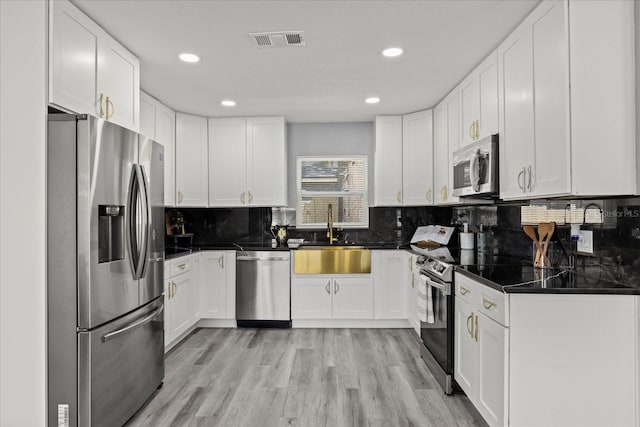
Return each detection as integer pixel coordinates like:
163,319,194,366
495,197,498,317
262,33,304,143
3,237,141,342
577,229,594,254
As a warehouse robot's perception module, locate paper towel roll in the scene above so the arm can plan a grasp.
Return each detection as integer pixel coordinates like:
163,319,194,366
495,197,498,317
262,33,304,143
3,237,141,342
460,232,474,250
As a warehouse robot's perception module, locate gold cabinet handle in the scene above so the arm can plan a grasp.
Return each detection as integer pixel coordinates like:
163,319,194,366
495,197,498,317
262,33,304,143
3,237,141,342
482,298,497,310
527,165,532,192
240,192,245,205
99,93,105,118
334,280,340,294
474,120,480,140
441,185,448,201
466,313,474,338
426,189,432,202
473,313,479,342
469,122,475,140
218,256,224,269
459,285,470,296
106,96,114,119
177,191,183,204
408,256,412,271
518,167,526,192
172,281,177,298
248,191,253,204
178,263,186,270
325,280,331,295
396,191,401,203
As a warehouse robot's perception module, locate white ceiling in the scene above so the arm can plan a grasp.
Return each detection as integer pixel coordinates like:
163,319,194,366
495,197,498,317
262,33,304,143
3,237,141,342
72,0,540,123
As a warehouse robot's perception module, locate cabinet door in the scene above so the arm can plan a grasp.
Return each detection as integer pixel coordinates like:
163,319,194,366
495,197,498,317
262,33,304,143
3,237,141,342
528,0,570,198
445,91,460,205
477,51,499,141
163,263,172,347
373,251,409,319
374,116,403,206
498,23,534,200
246,117,287,206
191,253,200,322
332,277,374,319
476,312,507,427
402,110,434,206
454,298,476,399
49,0,98,119
291,278,333,319
169,271,193,341
208,118,247,207
97,35,140,131
200,251,228,319
458,72,479,147
176,113,208,206
433,102,449,205
156,103,176,206
139,92,156,139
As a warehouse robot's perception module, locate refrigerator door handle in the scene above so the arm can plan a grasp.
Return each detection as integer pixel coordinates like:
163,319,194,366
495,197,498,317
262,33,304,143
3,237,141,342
126,166,140,277
135,165,151,279
101,304,164,342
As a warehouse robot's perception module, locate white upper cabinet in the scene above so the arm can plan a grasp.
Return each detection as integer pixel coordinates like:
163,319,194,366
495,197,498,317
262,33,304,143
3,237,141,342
498,0,635,200
49,0,140,131
433,89,461,205
209,116,287,207
374,116,403,206
402,110,434,206
246,117,287,206
176,113,208,207
208,118,247,206
459,51,499,146
140,92,176,206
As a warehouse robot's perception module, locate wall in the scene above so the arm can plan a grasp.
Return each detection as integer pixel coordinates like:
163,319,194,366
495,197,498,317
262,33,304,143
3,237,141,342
454,197,640,288
0,1,47,426
286,122,374,208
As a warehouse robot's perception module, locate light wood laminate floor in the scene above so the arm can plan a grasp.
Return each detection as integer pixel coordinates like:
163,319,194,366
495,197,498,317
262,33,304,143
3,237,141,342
126,328,487,427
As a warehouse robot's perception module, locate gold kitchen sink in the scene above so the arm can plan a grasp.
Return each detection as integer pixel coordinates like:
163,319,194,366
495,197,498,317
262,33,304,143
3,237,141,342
293,246,371,274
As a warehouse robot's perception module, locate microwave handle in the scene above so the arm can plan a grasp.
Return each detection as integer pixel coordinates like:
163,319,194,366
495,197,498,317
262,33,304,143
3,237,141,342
470,149,481,192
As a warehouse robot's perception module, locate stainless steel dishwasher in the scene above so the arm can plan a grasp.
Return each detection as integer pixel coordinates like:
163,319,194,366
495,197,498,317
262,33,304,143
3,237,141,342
236,251,291,328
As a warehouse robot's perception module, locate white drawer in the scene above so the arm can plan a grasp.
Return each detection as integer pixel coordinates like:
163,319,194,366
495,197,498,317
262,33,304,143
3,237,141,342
456,273,509,326
169,255,191,277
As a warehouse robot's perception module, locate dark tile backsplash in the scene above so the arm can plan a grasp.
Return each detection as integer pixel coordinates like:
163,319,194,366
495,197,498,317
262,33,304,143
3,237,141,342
166,196,640,286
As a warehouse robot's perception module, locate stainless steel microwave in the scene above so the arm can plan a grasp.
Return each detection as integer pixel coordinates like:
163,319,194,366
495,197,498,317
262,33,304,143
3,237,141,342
452,134,498,197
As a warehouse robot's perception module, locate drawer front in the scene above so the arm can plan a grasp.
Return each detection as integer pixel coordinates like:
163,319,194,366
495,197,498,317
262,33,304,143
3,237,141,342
455,273,508,326
170,256,192,276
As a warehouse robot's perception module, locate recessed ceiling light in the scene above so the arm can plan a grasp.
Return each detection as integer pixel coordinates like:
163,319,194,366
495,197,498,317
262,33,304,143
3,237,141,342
221,100,237,107
382,47,403,58
365,97,380,104
179,52,201,63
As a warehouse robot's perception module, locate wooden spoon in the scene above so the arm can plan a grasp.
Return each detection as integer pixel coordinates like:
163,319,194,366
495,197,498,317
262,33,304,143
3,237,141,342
523,225,543,267
538,222,555,267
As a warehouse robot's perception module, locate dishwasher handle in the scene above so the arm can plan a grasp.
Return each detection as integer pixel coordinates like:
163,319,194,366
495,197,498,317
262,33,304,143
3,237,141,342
237,256,290,262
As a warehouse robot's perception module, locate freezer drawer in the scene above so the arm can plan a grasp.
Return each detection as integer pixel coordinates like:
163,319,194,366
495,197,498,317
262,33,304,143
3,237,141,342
78,297,164,427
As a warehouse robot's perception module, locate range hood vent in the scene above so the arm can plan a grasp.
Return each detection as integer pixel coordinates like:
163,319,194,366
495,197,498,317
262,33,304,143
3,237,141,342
250,31,306,47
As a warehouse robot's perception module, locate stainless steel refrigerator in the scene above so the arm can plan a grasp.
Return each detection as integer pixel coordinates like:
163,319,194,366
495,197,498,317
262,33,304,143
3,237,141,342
47,114,165,427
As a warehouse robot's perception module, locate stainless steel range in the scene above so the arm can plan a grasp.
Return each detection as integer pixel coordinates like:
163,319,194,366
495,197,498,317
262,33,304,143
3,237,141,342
415,253,456,395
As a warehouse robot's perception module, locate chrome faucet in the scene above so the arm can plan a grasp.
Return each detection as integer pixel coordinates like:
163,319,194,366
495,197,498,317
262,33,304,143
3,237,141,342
327,204,338,244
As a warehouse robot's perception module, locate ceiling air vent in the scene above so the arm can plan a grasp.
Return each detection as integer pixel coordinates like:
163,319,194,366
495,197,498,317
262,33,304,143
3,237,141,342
250,31,306,48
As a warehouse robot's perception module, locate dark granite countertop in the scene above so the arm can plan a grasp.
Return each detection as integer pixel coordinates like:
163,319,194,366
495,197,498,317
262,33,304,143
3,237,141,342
456,261,640,295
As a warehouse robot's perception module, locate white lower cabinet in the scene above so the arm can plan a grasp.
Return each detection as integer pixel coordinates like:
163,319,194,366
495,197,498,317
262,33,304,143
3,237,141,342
200,250,236,319
454,273,508,427
407,255,421,335
372,250,409,319
164,254,199,349
291,275,373,320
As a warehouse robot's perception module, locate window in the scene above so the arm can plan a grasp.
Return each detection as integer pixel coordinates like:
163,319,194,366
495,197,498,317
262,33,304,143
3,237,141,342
296,156,368,228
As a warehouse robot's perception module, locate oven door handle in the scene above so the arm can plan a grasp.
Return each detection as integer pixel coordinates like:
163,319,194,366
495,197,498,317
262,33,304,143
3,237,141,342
422,274,451,296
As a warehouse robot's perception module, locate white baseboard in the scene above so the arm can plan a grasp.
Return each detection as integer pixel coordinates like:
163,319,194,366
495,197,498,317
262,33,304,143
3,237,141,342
292,319,411,328
197,318,237,328
164,323,199,353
